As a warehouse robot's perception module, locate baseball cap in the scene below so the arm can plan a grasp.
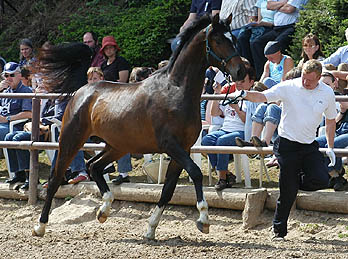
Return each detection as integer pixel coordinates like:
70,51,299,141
2,62,20,75
264,41,281,55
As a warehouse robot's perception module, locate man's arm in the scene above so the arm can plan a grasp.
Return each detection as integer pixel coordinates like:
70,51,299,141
0,111,32,123
325,118,336,148
180,13,197,32
267,0,287,10
244,91,268,103
282,57,295,81
278,3,297,13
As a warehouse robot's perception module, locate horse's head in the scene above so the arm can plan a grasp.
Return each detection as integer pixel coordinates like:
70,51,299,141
205,14,246,81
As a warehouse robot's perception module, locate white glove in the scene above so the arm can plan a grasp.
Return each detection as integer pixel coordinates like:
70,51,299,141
326,148,336,167
230,90,247,101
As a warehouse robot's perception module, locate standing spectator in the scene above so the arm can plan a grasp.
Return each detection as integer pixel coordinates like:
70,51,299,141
19,38,36,67
1,62,33,184
236,0,275,66
234,60,336,240
83,32,105,67
297,33,324,69
219,0,258,38
99,36,132,184
100,36,130,83
251,0,307,79
171,0,222,51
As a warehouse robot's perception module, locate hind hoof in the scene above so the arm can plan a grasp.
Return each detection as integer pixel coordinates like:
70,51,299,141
96,209,108,223
196,221,210,234
32,228,45,237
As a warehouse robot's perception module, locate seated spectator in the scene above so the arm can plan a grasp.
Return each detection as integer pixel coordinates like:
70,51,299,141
201,65,256,191
20,66,32,87
5,97,88,189
83,32,105,67
158,60,169,69
220,0,258,38
322,27,348,93
297,33,325,69
251,0,308,79
260,41,294,88
315,71,347,191
100,35,130,83
129,67,155,83
19,38,36,67
237,0,275,66
171,0,221,51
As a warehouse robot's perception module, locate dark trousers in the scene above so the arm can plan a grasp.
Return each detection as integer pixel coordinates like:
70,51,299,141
272,137,329,237
250,24,295,79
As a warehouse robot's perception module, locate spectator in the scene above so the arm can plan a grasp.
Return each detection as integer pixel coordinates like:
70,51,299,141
260,41,294,88
87,66,104,84
201,65,256,191
100,35,130,83
158,60,169,69
236,0,275,65
297,33,324,69
99,37,132,184
83,32,105,67
0,56,6,74
235,59,336,240
171,0,222,51
129,67,154,83
220,0,258,38
251,0,308,79
322,28,348,93
5,97,88,189
19,38,36,67
1,62,33,184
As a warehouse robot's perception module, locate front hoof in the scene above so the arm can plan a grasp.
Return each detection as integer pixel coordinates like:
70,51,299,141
196,221,210,234
96,209,108,223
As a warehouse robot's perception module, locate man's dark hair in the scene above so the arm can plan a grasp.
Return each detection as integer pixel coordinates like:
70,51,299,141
321,71,336,83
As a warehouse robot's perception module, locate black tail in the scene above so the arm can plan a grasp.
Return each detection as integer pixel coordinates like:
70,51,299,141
37,42,92,94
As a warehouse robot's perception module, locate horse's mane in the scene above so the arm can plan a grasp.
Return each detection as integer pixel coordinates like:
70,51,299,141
37,42,92,94
157,15,212,75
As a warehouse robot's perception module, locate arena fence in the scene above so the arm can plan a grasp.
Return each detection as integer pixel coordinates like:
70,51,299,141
1,93,348,205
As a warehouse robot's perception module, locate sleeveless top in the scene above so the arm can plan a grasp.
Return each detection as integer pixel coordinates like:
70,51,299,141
269,55,288,84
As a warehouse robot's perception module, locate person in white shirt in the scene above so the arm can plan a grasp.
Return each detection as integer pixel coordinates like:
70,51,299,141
231,59,336,240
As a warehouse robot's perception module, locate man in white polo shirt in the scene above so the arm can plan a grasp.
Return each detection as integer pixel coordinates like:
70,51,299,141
231,59,337,240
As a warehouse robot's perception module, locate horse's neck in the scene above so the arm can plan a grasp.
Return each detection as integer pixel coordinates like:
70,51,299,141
169,36,207,102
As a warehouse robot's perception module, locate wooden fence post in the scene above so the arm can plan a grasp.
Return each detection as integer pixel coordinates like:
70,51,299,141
28,97,40,205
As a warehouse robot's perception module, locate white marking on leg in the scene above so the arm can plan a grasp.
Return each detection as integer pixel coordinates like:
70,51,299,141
33,219,47,237
100,191,114,217
144,206,164,239
197,197,209,225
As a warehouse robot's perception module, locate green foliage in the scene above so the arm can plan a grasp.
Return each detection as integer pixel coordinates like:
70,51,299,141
53,0,191,67
289,0,348,64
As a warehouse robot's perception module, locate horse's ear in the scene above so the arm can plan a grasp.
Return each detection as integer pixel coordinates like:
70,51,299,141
212,13,220,26
225,14,232,26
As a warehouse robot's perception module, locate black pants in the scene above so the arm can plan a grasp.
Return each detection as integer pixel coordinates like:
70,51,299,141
272,137,329,237
250,24,295,79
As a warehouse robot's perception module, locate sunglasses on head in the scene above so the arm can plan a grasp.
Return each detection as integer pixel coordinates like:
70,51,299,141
3,73,16,78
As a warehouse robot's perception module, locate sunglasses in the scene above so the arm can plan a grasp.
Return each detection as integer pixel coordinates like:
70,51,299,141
3,73,16,78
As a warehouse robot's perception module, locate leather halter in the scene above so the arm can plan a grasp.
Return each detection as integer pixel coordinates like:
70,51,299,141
205,24,239,71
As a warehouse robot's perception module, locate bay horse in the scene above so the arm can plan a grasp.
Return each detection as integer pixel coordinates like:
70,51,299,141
32,14,246,239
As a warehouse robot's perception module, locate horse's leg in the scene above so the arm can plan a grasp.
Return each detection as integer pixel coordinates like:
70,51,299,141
33,122,90,237
144,160,182,239
88,146,117,223
166,144,209,234
86,149,106,174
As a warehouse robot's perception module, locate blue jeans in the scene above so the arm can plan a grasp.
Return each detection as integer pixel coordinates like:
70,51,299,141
0,122,22,141
252,103,281,142
201,129,244,171
5,131,31,172
262,77,278,89
117,153,132,173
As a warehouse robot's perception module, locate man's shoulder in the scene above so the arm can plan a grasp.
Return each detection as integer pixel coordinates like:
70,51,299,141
17,83,33,93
